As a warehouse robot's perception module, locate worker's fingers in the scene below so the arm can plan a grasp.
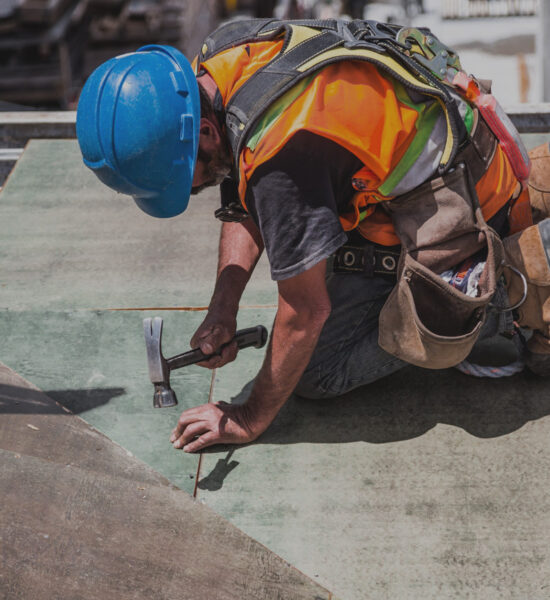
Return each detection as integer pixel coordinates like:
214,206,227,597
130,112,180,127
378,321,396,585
219,341,238,365
172,421,209,449
195,353,224,369
182,431,220,453
195,340,238,369
170,402,261,453
170,408,208,441
194,324,233,356
190,325,216,354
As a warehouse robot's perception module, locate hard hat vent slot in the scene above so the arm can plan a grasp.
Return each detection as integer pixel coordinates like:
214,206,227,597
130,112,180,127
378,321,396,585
171,71,190,97
180,114,194,142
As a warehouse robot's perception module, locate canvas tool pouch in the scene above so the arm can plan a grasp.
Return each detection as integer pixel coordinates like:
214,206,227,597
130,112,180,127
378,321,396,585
378,122,505,368
527,142,550,224
503,219,550,346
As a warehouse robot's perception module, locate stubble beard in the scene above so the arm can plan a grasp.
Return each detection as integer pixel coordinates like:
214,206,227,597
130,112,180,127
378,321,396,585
191,145,232,195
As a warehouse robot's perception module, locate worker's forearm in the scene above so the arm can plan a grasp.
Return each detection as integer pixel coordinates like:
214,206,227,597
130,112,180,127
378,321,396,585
243,303,330,431
209,220,264,315
174,260,331,451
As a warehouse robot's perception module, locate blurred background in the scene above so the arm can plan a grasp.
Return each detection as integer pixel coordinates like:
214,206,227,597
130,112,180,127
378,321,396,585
0,0,544,111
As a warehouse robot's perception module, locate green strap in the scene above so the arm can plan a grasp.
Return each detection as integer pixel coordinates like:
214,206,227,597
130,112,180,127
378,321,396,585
246,75,316,152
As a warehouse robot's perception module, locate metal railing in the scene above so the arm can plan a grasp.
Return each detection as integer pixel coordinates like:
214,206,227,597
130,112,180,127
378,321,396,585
0,106,549,186
506,104,550,133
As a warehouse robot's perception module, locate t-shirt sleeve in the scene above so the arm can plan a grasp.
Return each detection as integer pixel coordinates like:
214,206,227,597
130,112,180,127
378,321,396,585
245,131,360,281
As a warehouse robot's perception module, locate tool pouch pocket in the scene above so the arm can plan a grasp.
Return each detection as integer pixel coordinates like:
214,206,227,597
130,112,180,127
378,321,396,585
379,163,504,368
503,218,550,333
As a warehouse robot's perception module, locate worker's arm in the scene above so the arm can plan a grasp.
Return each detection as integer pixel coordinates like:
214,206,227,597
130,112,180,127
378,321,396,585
191,218,264,368
170,259,331,451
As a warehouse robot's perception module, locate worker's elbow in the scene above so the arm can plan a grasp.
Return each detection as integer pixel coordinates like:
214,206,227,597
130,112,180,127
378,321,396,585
309,301,332,326
282,299,332,332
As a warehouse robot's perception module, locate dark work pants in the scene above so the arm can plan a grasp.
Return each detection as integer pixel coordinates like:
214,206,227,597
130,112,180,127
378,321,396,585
294,266,513,400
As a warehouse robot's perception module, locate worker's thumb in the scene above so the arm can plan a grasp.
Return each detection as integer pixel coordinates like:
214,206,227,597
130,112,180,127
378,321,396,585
199,326,227,355
202,340,215,355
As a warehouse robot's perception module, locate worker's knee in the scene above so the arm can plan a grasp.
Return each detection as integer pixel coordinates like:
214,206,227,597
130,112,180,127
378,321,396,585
294,367,340,400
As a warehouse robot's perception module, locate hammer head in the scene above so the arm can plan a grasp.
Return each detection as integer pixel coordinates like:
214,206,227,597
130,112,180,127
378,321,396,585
143,317,178,408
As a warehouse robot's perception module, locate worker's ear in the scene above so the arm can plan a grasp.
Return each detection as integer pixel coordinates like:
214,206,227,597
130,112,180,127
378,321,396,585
198,117,222,150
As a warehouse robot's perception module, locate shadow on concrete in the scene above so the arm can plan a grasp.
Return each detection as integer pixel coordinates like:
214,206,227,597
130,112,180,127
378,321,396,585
0,383,126,415
197,449,239,491
223,367,550,446
46,388,127,414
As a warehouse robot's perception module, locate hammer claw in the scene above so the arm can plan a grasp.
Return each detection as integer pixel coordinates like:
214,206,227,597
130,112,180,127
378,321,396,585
143,317,168,384
151,316,162,343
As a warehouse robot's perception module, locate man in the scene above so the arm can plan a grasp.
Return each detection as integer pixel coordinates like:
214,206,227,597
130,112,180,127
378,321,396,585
76,19,550,454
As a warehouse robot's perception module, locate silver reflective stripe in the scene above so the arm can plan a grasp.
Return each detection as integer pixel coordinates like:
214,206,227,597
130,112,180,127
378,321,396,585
387,90,471,197
390,111,446,196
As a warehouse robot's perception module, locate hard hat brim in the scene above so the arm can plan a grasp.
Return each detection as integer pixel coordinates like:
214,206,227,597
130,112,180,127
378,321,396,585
133,176,192,218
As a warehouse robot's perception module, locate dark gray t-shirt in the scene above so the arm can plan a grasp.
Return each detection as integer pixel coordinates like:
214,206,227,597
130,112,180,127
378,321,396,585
245,130,363,281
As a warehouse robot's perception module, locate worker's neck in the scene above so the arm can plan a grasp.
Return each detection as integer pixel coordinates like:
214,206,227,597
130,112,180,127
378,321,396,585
198,72,218,103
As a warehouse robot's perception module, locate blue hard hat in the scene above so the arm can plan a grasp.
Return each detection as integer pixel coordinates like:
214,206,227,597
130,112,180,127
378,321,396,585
76,45,200,218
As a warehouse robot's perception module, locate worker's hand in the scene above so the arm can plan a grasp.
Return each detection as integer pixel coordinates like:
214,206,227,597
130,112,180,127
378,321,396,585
170,401,268,452
191,311,238,369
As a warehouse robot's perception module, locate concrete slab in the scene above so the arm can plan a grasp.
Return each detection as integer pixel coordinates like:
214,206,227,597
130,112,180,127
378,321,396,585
0,139,275,493
0,446,333,599
198,351,550,599
0,139,276,310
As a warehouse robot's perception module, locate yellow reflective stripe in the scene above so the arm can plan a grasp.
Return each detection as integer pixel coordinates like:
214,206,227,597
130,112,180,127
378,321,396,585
436,97,454,165
285,25,322,52
257,24,321,48
296,47,435,93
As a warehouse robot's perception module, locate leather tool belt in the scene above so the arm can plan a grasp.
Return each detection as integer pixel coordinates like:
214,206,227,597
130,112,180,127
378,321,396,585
333,244,400,277
378,111,507,369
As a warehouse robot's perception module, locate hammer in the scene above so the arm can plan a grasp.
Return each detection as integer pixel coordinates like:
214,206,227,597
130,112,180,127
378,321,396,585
143,317,268,408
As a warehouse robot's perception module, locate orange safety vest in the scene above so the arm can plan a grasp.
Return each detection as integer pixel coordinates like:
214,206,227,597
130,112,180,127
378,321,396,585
199,30,521,245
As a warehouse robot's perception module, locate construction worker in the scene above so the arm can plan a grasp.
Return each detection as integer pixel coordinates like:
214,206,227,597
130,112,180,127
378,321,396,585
76,19,550,453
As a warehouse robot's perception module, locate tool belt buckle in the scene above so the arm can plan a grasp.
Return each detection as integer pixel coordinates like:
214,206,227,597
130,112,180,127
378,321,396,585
396,27,461,80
